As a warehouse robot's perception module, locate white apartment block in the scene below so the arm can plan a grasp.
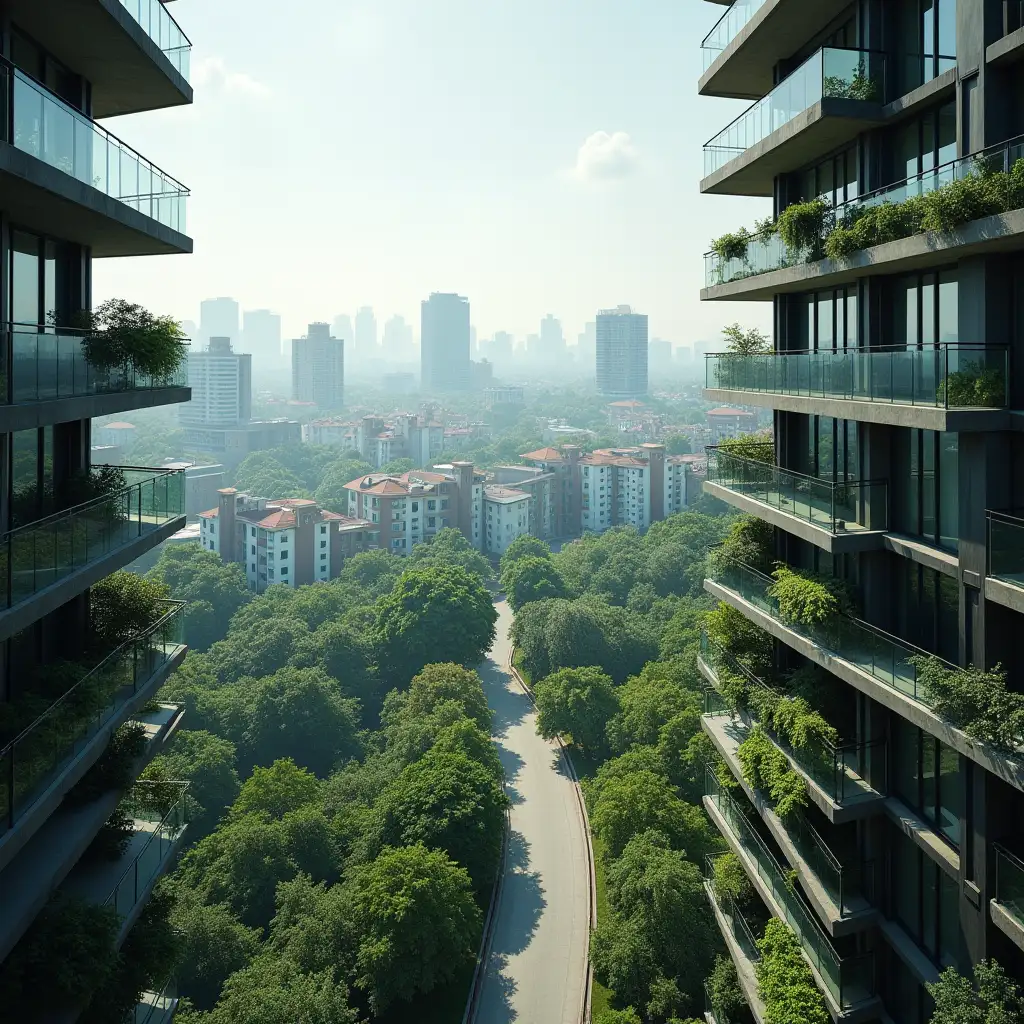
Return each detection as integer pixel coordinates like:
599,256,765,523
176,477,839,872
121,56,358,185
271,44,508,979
181,336,252,428
483,486,531,556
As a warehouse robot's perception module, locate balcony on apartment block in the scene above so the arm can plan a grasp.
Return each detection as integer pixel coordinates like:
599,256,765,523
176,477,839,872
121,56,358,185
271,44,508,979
986,511,1024,615
992,843,1024,952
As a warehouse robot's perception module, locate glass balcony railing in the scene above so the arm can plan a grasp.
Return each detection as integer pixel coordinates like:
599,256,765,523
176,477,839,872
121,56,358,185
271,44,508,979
705,345,1010,410
708,558,960,714
706,446,887,533
0,58,188,234
5,324,187,405
133,976,178,1024
704,47,887,176
706,134,1024,286
705,853,764,965
118,0,192,81
0,600,185,834
706,767,876,1009
0,467,185,611
987,511,1024,590
700,631,888,807
104,780,189,922
701,0,771,71
994,843,1024,928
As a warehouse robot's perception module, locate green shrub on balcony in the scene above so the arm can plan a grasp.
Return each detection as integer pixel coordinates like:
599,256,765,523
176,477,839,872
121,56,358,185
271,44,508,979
937,361,1007,408
755,919,830,1024
707,955,749,1023
718,432,775,465
737,726,808,820
715,515,775,575
713,851,754,906
706,602,775,677
768,566,850,627
776,198,831,259
91,570,171,646
712,229,754,263
73,299,188,380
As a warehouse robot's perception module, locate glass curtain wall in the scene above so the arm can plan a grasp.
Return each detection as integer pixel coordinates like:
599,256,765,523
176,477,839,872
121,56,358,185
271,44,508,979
897,0,957,94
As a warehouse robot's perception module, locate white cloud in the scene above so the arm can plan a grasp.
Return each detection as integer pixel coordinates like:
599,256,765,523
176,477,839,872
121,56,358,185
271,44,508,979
570,131,639,183
192,57,271,99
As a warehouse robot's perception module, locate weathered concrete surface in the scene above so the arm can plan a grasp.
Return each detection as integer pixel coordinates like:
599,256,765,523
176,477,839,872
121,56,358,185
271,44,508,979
472,599,590,1024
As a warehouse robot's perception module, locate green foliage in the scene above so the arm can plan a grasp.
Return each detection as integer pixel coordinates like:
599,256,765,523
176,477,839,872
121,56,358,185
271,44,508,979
707,954,749,1023
737,726,808,819
66,722,148,806
499,533,551,573
534,666,620,756
501,554,566,610
595,1009,643,1024
937,361,1007,408
711,229,753,263
717,432,775,465
382,662,492,734
776,198,830,256
228,759,321,821
768,566,844,626
91,570,170,646
927,958,1024,1024
407,526,495,582
715,514,774,573
75,298,188,378
313,458,374,513
705,602,774,676
606,663,700,753
721,322,771,355
755,919,830,1024
712,852,753,906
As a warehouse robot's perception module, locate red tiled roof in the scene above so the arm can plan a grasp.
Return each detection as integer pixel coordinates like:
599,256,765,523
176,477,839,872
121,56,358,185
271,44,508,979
521,447,564,461
199,508,219,518
344,475,411,496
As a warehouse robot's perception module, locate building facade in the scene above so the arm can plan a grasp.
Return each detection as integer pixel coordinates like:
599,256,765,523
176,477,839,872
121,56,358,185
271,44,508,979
483,486,532,555
697,2,1024,1021
596,305,649,398
199,297,239,345
421,292,471,392
181,336,252,428
0,3,195,1015
292,322,344,410
579,444,687,532
242,309,283,368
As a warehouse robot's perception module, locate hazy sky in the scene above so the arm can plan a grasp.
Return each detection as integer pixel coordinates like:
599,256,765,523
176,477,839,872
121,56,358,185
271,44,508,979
94,0,774,347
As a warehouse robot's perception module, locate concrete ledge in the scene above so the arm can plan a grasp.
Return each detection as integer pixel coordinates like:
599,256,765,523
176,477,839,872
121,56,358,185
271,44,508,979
703,879,768,1024
702,480,886,555
882,797,960,881
984,575,1024,616
700,387,1009,433
988,26,1024,67
878,918,941,987
880,68,956,121
703,578,1024,793
882,534,960,579
990,899,1024,953
0,515,186,644
0,388,191,434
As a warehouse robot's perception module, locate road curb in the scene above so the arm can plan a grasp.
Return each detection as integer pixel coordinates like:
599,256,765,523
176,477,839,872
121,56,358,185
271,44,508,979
507,645,596,1024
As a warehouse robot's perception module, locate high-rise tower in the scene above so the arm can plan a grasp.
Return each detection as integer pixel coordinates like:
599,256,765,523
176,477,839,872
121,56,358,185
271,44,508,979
596,306,648,397
421,293,471,392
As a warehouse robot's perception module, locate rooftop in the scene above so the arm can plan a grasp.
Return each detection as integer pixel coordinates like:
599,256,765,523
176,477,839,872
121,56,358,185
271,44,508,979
521,447,565,462
484,485,531,504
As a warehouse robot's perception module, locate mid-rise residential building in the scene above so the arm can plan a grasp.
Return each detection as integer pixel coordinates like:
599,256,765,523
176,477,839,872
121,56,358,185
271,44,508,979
421,292,471,392
579,444,687,532
483,486,532,555
182,336,252,428
596,305,648,398
199,489,375,592
0,3,195,1016
520,446,585,538
484,385,526,408
292,322,345,410
706,405,758,441
697,2,1024,1021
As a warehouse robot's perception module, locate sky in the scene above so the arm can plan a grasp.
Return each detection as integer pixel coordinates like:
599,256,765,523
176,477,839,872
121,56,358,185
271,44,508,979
94,0,775,348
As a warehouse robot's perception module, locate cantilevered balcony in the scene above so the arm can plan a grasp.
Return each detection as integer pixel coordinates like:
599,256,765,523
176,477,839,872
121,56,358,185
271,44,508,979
703,345,1010,433
986,511,1024,615
3,0,192,117
133,976,179,1024
0,467,185,640
0,602,185,865
704,445,887,553
988,1,1024,66
702,47,886,195
704,768,880,1020
703,135,1024,297
0,58,191,256
991,843,1024,952
705,559,1024,789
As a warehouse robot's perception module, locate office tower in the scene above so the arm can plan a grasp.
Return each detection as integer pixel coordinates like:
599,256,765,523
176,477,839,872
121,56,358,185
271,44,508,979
292,322,345,410
200,296,240,344
242,309,283,366
649,337,673,370
0,2,194,1015
421,293,471,392
539,314,566,360
182,337,253,427
577,321,597,368
332,314,354,345
698,5,1024,1023
596,306,648,397
382,315,415,362
354,306,377,359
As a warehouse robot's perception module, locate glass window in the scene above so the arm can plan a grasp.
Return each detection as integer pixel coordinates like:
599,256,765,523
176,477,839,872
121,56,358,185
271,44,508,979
11,232,40,326
938,432,958,551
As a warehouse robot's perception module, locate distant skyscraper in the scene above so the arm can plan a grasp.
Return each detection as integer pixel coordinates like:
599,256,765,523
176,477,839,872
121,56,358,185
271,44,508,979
355,307,377,359
382,315,415,362
292,323,345,410
332,314,353,345
491,331,514,363
649,338,673,370
181,336,252,428
539,314,565,361
470,325,478,358
577,321,597,360
200,297,240,345
242,309,282,366
421,293,471,392
596,306,648,398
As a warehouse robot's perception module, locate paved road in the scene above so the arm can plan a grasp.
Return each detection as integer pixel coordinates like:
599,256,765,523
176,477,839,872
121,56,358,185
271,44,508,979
473,599,590,1024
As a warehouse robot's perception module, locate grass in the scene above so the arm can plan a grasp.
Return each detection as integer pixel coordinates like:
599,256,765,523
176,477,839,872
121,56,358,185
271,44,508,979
590,832,616,1019
512,651,532,690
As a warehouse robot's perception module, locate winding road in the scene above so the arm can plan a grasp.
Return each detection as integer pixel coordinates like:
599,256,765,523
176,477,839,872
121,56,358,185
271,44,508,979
471,598,591,1024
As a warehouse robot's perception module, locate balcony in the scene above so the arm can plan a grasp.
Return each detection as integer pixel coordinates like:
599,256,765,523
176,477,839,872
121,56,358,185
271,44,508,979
702,47,886,196
133,976,179,1024
986,511,1024,615
703,135,1024,297
0,602,185,854
991,843,1024,952
703,345,1010,432
705,559,1024,788
705,445,887,553
3,0,192,117
704,767,879,1018
0,467,185,639
0,58,191,256
988,1,1024,66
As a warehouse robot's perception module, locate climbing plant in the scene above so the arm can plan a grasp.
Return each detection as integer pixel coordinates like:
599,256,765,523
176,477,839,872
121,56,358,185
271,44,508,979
737,726,808,820
755,919,830,1024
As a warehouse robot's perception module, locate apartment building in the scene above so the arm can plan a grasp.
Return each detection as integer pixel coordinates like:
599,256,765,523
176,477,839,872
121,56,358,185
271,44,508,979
580,444,688,532
697,2,1024,1021
291,322,344,411
707,405,759,442
198,489,375,593
482,485,533,555
596,305,649,398
0,2,195,1017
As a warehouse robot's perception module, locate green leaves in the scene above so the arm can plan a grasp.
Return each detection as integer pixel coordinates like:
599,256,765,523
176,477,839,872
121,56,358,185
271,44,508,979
76,298,188,378
500,554,566,610
927,959,1024,1024
736,726,808,821
767,566,843,626
755,919,830,1024
534,665,619,756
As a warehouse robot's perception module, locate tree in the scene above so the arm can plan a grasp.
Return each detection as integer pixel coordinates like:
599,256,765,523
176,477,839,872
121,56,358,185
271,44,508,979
289,619,377,711
91,570,170,645
381,457,414,474
534,666,619,757
206,617,310,683
314,459,373,514
928,959,1024,1024
372,565,497,686
335,548,404,596
722,322,771,356
75,298,188,377
663,433,693,456
382,662,492,733
501,555,566,611
499,534,551,574
228,759,321,820
606,663,701,753
595,1010,643,1024
231,451,307,499
373,750,507,886
408,527,494,581
267,874,354,977
430,718,504,782
347,844,481,1012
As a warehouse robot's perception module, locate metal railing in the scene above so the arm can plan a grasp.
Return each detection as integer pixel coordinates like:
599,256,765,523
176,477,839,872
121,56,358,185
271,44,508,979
705,345,1010,409
0,600,185,833
706,445,887,533
704,47,887,176
701,0,771,70
707,558,958,710
987,510,1024,589
706,767,876,1009
0,466,185,610
705,134,1024,286
700,631,888,806
133,975,178,1024
994,843,1024,927
118,0,192,80
705,852,764,965
0,56,188,233
104,780,189,922
4,323,187,404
